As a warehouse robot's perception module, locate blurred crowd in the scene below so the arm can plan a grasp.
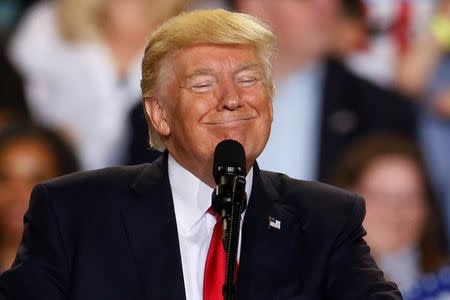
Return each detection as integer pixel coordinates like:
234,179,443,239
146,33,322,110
1,0,450,298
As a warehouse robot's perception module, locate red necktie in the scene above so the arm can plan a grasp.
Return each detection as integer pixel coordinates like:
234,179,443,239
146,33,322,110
203,208,226,300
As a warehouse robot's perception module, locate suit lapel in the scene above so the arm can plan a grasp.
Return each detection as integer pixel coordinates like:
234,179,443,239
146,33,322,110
121,154,186,300
237,165,278,299
237,167,306,299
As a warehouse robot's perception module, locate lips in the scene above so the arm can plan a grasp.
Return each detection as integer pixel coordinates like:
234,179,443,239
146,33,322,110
203,110,258,125
204,116,257,125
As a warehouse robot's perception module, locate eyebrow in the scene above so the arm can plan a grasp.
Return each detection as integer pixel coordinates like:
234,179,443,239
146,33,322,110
184,63,262,80
234,63,261,74
184,68,216,80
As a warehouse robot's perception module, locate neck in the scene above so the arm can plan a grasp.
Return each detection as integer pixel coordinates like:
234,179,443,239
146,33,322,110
167,152,255,189
168,152,216,188
273,51,322,81
103,25,149,74
106,29,145,74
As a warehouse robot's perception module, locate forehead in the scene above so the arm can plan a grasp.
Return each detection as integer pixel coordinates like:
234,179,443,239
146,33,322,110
169,44,262,75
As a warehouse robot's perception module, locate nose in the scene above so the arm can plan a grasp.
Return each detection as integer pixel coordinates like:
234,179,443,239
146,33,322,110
217,79,243,111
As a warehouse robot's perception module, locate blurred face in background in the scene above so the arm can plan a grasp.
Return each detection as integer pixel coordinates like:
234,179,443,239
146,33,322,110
238,0,338,60
331,7,367,58
103,0,181,33
0,137,60,242
103,0,153,32
354,155,428,256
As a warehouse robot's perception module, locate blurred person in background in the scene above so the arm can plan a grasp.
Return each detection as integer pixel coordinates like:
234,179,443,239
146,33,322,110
224,0,416,182
0,46,29,131
0,122,79,273
186,0,225,9
7,0,185,170
330,0,369,60
125,101,161,165
396,0,450,247
0,0,37,41
348,0,437,87
331,134,450,299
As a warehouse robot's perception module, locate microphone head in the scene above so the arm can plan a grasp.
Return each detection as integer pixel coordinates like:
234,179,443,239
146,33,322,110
213,139,246,184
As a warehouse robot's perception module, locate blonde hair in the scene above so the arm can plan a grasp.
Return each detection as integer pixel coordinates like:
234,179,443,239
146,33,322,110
57,0,186,41
141,9,276,151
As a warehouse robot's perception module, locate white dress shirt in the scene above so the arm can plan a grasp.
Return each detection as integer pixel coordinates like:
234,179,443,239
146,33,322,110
168,155,253,300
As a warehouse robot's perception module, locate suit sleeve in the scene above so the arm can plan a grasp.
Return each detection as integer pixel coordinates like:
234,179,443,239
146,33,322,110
324,195,403,300
0,184,69,300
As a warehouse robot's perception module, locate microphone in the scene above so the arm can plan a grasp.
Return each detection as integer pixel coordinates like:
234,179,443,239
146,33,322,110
212,139,247,220
211,139,248,300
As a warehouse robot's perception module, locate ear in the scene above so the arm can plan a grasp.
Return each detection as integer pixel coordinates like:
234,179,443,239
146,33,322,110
268,98,274,123
143,97,171,137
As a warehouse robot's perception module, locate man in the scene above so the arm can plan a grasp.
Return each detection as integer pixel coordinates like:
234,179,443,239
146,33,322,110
0,9,401,300
223,0,416,181
126,0,417,180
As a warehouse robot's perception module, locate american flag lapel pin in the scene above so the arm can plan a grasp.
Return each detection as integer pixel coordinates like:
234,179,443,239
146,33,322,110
269,216,281,230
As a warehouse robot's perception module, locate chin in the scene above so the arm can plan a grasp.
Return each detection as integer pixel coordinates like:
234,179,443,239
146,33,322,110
208,128,267,158
210,131,246,146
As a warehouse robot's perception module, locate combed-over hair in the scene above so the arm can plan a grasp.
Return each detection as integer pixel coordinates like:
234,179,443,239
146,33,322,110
141,9,276,151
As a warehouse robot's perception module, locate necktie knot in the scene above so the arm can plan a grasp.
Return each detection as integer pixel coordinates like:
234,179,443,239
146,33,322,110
207,207,220,222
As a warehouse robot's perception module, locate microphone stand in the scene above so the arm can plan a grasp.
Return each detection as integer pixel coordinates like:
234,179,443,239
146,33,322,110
212,174,247,300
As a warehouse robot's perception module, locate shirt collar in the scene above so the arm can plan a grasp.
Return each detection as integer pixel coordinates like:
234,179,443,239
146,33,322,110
168,154,253,234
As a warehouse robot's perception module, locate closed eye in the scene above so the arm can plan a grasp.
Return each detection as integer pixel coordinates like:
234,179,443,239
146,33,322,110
237,77,258,87
235,67,262,87
191,81,216,92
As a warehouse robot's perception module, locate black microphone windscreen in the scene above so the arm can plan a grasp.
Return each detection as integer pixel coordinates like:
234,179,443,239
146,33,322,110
213,139,246,184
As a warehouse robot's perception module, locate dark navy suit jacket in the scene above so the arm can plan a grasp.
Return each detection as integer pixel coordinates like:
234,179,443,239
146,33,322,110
0,155,401,299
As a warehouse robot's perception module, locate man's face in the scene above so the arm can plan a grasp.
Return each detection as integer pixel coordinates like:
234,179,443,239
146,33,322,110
147,44,273,183
239,0,337,59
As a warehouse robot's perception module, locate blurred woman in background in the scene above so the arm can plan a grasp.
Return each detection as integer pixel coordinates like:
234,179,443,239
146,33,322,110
331,134,449,298
7,0,185,170
396,0,450,247
0,123,79,272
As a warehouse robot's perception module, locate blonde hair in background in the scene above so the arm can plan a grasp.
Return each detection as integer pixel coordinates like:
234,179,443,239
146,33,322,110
57,0,187,42
141,9,276,151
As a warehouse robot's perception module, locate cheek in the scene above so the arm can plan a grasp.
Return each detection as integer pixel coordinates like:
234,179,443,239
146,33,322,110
403,205,427,231
179,92,216,120
364,202,386,225
170,96,209,132
244,88,272,115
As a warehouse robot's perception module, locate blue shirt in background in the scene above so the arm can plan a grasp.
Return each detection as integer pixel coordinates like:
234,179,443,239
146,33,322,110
258,64,324,181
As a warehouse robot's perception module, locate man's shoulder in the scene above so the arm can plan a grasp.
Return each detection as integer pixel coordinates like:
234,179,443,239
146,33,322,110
40,164,149,192
262,169,360,202
28,164,155,228
260,170,364,220
32,164,155,210
325,58,411,100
